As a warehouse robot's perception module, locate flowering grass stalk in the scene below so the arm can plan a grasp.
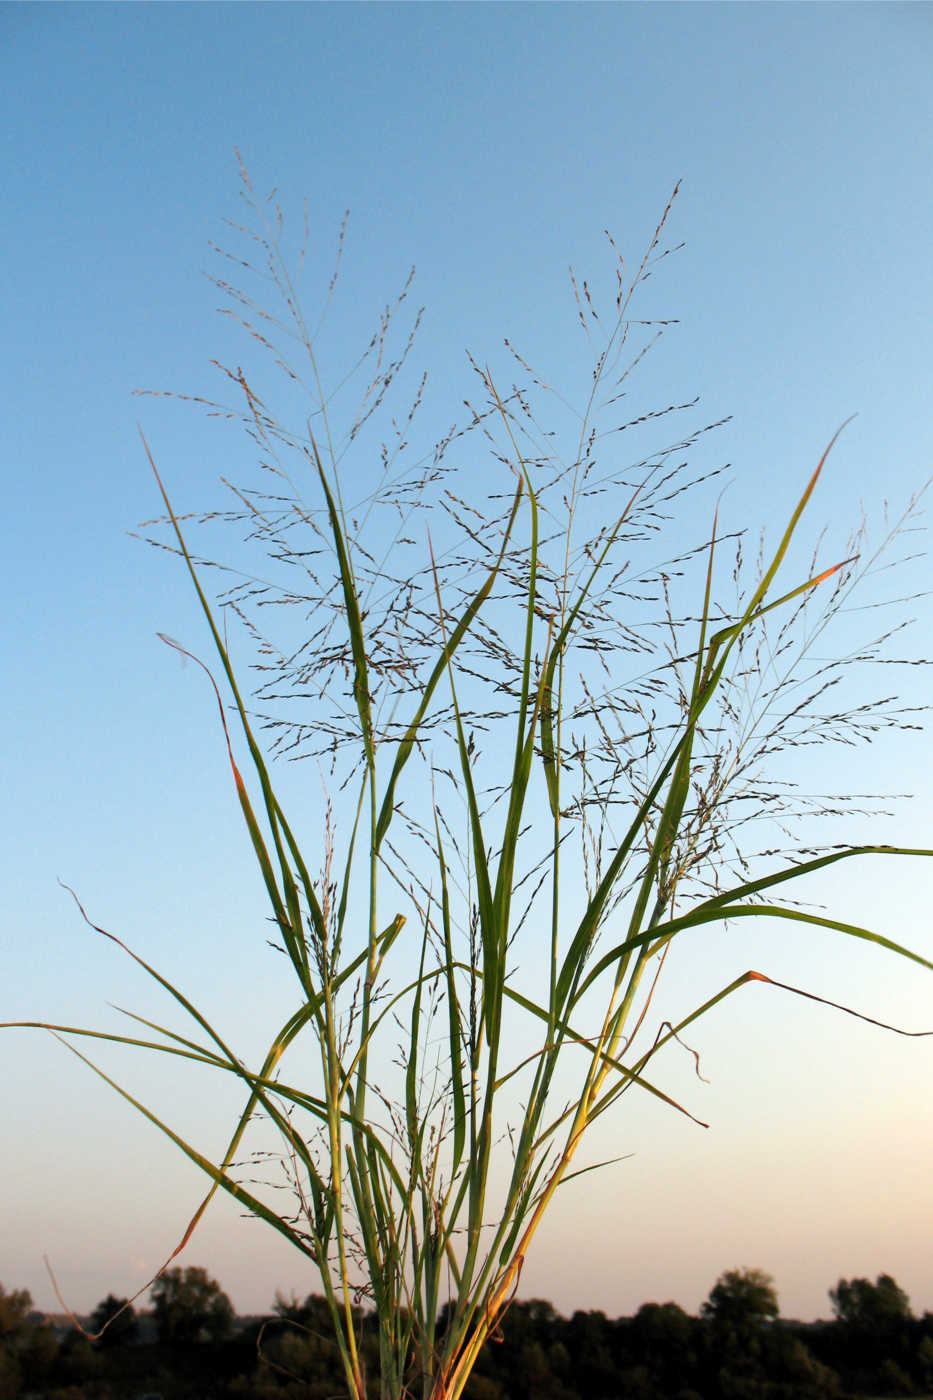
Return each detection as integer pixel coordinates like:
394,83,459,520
5,163,931,1400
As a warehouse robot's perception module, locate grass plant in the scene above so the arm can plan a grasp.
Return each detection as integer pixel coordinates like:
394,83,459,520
5,161,932,1400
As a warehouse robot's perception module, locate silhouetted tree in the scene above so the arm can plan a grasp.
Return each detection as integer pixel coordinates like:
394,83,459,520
24,1331,59,1395
829,1273,912,1332
703,1269,779,1340
495,1301,580,1400
702,1268,780,1395
916,1331,933,1390
829,1273,913,1381
876,1356,916,1396
150,1265,234,1345
0,1284,38,1400
0,1285,32,1344
632,1301,697,1393
55,1331,104,1388
89,1291,138,1347
566,1308,618,1397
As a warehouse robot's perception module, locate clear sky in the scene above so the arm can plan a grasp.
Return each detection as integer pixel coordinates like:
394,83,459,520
2,2,932,1326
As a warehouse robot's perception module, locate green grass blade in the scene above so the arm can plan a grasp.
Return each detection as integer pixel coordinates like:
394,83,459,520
694,843,933,911
311,437,376,767
435,810,467,1176
143,436,328,976
0,1020,224,1068
576,883,933,999
406,916,430,1156
52,1032,319,1261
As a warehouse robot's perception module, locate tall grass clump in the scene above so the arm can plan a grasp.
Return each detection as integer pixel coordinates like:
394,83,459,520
6,160,932,1400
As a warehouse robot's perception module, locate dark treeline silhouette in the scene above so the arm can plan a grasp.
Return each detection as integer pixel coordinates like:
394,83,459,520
3,1266,933,1400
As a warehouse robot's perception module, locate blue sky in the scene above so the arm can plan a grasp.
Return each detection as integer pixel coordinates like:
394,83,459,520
2,2,933,1325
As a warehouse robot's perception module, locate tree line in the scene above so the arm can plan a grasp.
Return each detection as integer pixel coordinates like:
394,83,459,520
2,1265,932,1400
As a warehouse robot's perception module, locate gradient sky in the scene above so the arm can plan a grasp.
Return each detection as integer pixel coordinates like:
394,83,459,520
2,2,933,1326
